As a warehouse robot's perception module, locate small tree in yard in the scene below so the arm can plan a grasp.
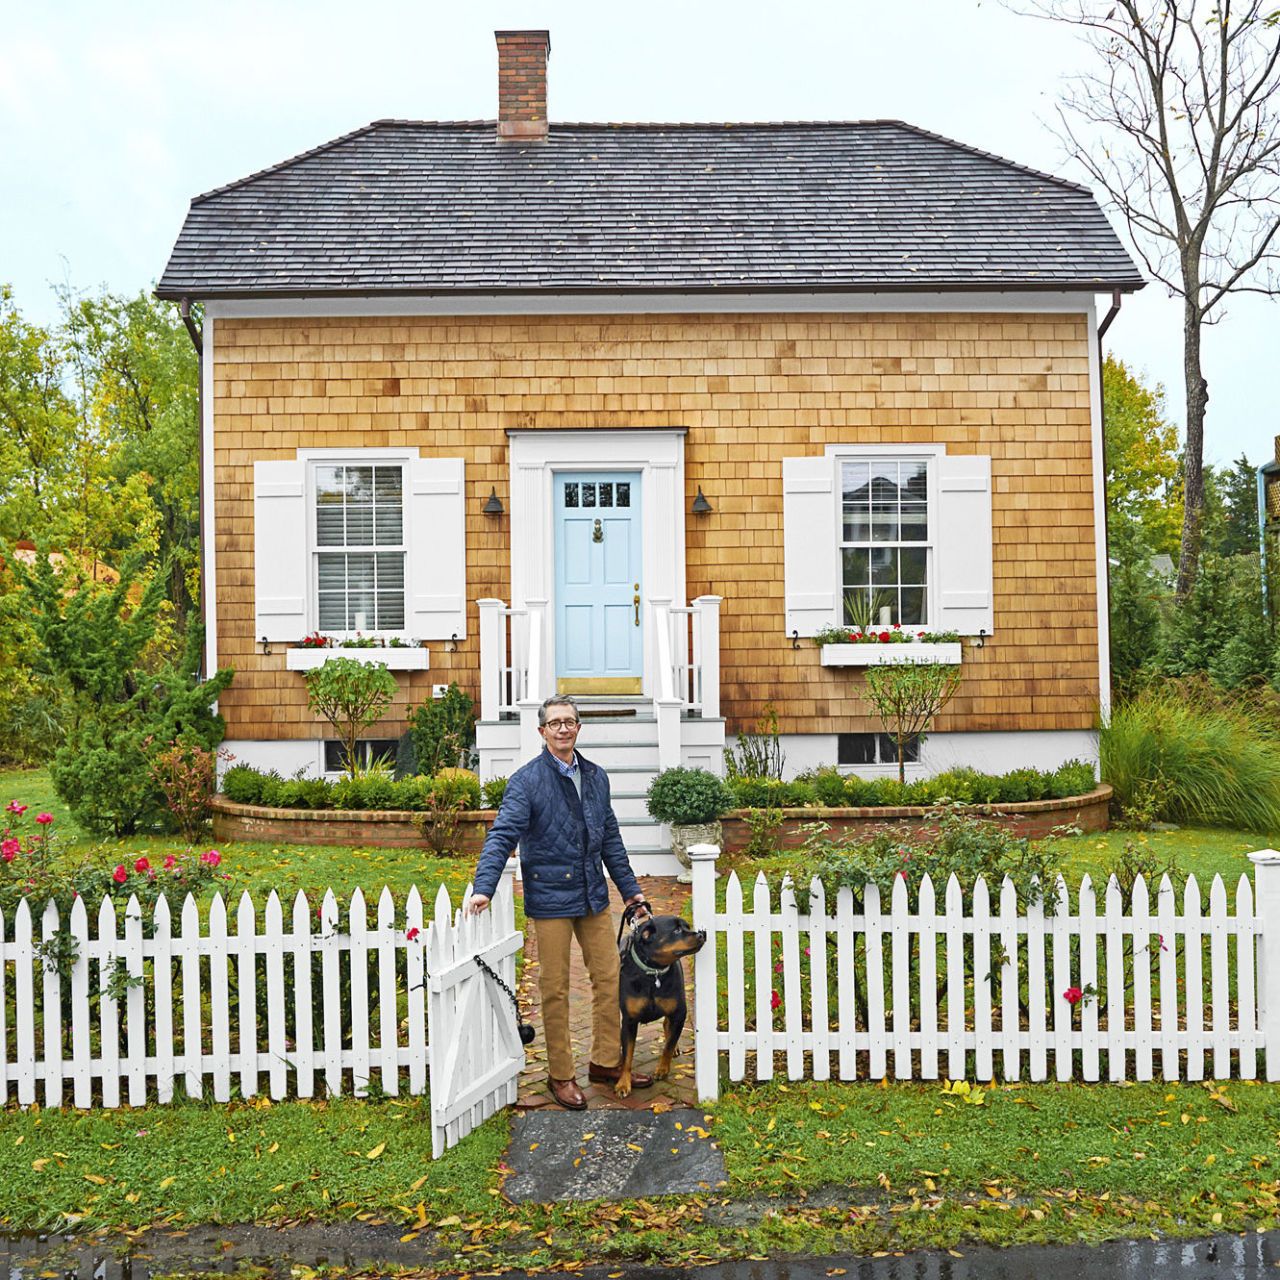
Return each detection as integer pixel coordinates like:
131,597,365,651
863,662,963,784
303,657,398,779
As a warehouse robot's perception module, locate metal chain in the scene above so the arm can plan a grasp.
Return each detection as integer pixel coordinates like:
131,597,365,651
474,954,521,1019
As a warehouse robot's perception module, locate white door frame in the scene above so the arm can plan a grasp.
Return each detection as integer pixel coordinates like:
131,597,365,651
507,429,687,700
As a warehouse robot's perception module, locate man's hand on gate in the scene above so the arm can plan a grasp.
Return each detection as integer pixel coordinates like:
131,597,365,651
467,894,491,915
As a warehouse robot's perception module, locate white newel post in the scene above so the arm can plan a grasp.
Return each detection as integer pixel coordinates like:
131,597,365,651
477,599,505,721
693,595,722,721
1250,851,1280,1081
689,842,720,1101
517,600,546,763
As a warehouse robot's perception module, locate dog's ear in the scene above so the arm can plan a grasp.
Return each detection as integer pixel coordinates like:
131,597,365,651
640,922,656,940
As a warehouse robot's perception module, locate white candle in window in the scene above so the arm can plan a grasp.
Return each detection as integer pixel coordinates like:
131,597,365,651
879,605,893,626
354,611,367,632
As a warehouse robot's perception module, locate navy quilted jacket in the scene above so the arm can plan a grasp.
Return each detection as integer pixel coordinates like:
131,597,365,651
472,749,641,919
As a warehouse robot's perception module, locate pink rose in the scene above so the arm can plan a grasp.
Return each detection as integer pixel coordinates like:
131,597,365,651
35,813,53,825
770,990,782,1011
163,855,177,870
134,857,150,873
1063,986,1083,1006
1,837,20,861
201,850,222,867
406,926,420,942
5,801,27,815
113,865,128,884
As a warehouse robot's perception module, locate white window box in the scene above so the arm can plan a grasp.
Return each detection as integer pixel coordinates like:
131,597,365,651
820,642,963,667
286,647,430,671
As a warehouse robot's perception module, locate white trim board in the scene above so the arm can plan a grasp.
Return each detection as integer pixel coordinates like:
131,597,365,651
203,313,218,682
1087,308,1113,724
206,292,1103,320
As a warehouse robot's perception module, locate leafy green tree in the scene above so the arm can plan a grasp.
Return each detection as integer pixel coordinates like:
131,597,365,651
863,662,963,784
303,658,398,779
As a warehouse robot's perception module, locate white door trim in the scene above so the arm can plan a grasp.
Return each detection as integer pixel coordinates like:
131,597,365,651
508,430,687,700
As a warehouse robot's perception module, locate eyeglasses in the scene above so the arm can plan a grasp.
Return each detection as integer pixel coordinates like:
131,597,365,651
543,718,580,731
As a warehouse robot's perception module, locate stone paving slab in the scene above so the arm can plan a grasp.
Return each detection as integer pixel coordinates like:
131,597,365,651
514,876,698,1112
503,1108,727,1202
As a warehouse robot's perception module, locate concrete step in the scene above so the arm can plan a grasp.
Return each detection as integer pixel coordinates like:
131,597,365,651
572,717,659,746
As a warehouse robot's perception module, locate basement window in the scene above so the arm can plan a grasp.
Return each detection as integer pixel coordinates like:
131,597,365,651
837,732,919,767
324,739,401,774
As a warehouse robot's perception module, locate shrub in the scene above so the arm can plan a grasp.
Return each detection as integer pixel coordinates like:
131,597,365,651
221,764,266,805
807,808,1065,905
724,705,785,780
482,775,509,809
808,768,849,807
332,771,398,811
863,661,962,784
408,684,476,776
1102,684,1280,831
276,778,333,810
1050,759,1097,799
647,767,734,825
431,768,482,811
147,740,224,840
994,768,1049,804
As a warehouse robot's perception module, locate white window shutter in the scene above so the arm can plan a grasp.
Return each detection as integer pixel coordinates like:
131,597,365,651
253,460,308,642
408,457,467,640
782,455,839,637
935,453,994,636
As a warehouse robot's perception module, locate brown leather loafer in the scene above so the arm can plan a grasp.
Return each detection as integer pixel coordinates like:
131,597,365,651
587,1061,654,1089
548,1077,587,1110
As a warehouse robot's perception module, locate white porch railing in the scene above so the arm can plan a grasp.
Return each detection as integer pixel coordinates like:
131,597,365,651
690,845,1280,1101
477,597,546,761
652,595,722,771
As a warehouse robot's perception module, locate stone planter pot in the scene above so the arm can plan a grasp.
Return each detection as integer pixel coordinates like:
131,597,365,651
670,820,724,884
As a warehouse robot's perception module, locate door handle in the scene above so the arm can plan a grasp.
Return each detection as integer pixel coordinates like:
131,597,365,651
633,593,640,626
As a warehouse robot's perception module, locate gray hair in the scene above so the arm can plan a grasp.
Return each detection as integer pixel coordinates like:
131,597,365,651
538,695,580,726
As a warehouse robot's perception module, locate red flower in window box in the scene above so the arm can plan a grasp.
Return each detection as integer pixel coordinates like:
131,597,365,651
299,632,331,649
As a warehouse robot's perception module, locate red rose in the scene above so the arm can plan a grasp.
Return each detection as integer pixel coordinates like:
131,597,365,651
134,857,150,873
5,801,27,816
1063,986,1083,1006
112,865,128,884
35,812,53,825
878,630,891,643
406,926,420,942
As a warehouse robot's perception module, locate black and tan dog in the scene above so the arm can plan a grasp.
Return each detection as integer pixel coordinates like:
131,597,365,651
614,906,706,1097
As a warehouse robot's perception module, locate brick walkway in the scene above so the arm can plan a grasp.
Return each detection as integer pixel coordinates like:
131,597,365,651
513,876,699,1112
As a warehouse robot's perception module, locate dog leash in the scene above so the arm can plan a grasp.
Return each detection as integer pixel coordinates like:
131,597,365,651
616,899,652,946
616,900,673,987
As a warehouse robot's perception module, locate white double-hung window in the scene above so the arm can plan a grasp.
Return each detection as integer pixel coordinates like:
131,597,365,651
314,463,406,633
783,446,993,638
839,458,930,629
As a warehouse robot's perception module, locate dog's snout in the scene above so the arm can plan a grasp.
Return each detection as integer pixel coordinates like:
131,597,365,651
696,929,707,942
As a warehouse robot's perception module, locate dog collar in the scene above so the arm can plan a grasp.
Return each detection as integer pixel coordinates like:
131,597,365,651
625,938,671,982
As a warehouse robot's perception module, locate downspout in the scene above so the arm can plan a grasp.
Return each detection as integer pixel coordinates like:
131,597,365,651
178,297,207,679
1095,288,1122,712
1260,463,1275,620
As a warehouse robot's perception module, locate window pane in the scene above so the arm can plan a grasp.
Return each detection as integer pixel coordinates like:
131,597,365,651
316,466,343,499
869,548,899,584
870,509,899,542
841,547,870,585
376,552,404,589
878,733,919,763
900,588,927,625
316,508,345,546
842,586,870,627
345,553,376,590
582,483,596,507
374,467,402,503
345,506,373,546
837,733,875,765
318,593,345,630
598,482,613,507
870,462,900,504
346,467,373,504
347,591,375,630
615,482,630,508
377,594,405,630
841,462,870,504
902,461,928,503
374,507,402,545
842,507,871,542
900,504,928,542
900,547,927,585
564,482,579,508
317,554,346,590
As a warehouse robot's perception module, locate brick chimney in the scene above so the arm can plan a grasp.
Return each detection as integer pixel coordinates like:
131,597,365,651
496,30,550,142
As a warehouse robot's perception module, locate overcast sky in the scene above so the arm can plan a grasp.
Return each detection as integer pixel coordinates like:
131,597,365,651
2,0,1276,468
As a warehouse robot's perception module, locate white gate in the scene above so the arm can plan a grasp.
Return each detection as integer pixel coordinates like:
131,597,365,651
427,862,525,1157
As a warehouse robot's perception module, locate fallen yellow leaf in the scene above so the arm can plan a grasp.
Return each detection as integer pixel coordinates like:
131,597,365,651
365,1143,386,1160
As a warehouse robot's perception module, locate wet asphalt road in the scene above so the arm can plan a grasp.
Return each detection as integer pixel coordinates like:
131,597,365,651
2,1227,1277,1278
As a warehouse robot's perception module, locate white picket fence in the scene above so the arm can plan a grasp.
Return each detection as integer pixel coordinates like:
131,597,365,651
689,845,1280,1100
0,863,523,1157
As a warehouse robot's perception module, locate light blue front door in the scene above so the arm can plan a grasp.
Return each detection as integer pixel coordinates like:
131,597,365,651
554,472,643,693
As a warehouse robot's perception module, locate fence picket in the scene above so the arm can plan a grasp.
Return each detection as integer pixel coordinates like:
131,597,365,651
13,902,35,1105
1051,876,1072,1081
376,887,399,1097
234,893,258,1100
725,873,746,1081
972,877,992,1081
1131,876,1153,1082
1184,876,1204,1081
752,874,774,1082
349,888,371,1097
97,896,121,1108
864,882,887,1080
122,894,146,1106
69,896,92,1107
999,877,1020,1082
1079,875,1100,1082
1157,875,1179,1081
1236,876,1257,1079
1026,877,1047,1081
890,874,911,1080
264,892,287,1099
917,874,938,1080
0,907,8,1104
1104,876,1126,1082
320,889,342,1097
1209,875,1230,1079
809,878,830,1081
180,894,203,1098
208,894,231,1102
780,878,803,1079
41,900,63,1107
944,874,964,1081
153,896,175,1104
836,885,857,1080
291,892,315,1098
405,887,426,1096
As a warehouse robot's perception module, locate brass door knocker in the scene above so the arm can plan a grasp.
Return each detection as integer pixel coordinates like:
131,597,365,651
592,519,603,543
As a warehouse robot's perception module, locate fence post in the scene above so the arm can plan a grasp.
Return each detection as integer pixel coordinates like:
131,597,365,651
689,842,720,1101
1249,851,1280,1081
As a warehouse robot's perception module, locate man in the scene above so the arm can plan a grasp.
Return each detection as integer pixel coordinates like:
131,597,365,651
468,695,652,1109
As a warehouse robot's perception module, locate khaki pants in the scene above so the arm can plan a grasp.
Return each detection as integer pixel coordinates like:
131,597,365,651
533,909,621,1081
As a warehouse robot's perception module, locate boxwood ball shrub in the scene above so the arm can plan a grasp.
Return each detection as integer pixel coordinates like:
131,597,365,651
646,767,735,826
